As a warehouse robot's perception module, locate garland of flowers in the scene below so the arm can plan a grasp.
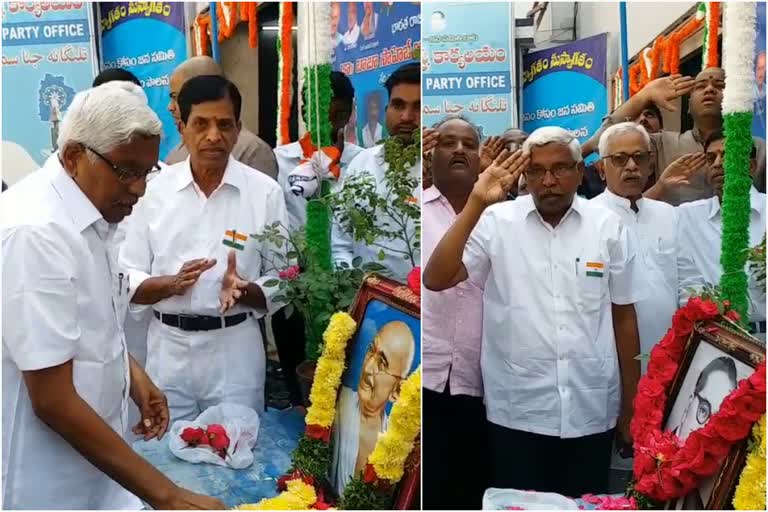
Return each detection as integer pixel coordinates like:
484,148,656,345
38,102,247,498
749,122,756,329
276,2,294,146
248,2,258,49
339,368,422,510
732,414,766,510
193,14,210,56
235,476,319,510
192,2,259,55
720,2,757,323
630,297,766,502
699,2,721,70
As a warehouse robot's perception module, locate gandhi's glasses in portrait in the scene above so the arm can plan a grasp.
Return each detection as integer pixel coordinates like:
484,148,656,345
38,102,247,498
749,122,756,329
365,335,405,381
85,144,162,183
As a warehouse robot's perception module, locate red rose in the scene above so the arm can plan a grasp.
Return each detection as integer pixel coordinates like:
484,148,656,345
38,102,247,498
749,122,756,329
276,474,290,491
181,427,205,446
305,424,331,443
313,489,332,510
407,267,420,297
699,300,719,317
206,424,230,457
363,463,378,484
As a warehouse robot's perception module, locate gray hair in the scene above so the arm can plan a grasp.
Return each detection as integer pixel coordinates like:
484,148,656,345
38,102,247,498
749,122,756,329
58,84,162,156
522,126,583,163
598,121,651,157
96,80,149,105
432,114,481,144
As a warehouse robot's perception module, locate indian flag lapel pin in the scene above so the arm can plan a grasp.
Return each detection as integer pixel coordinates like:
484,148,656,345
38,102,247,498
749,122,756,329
222,229,247,250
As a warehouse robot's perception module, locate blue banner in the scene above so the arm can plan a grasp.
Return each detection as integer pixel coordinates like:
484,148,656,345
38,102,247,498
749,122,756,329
99,2,187,159
332,2,420,149
753,2,766,139
1,2,97,184
523,34,607,160
421,2,514,138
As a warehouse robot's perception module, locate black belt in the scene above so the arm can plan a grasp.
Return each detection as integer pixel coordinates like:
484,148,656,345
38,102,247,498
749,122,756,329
153,311,251,332
749,320,767,335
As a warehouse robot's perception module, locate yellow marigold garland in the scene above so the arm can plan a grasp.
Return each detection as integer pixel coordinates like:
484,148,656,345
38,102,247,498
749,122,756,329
733,415,766,510
305,312,356,428
367,367,422,483
235,478,317,510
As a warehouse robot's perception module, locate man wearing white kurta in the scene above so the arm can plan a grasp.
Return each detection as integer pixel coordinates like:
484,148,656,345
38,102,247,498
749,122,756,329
2,84,222,509
275,71,363,230
120,76,288,421
592,123,680,373
676,133,767,342
424,127,646,497
332,63,421,281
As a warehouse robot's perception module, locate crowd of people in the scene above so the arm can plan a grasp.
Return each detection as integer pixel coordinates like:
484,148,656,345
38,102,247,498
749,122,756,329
421,67,766,509
1,56,421,508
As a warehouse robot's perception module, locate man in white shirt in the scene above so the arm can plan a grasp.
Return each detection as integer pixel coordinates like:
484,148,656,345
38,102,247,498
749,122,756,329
592,122,680,372
120,75,289,421
424,127,645,496
342,2,361,47
330,2,343,48
332,62,421,281
330,320,415,494
676,132,766,341
362,92,384,148
2,84,222,509
275,71,363,230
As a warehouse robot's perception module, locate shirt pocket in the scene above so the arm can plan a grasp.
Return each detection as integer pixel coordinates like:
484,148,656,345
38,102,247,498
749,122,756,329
578,259,607,311
649,239,677,289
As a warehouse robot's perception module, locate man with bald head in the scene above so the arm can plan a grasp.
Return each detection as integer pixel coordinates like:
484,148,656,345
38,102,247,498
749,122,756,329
330,319,416,494
586,68,766,203
165,56,278,180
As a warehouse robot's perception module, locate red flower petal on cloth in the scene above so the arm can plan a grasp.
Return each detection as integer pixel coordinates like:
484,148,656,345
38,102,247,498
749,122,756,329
181,427,205,445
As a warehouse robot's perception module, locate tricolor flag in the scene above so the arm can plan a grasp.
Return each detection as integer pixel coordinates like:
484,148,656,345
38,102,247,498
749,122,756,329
586,261,605,278
222,229,247,250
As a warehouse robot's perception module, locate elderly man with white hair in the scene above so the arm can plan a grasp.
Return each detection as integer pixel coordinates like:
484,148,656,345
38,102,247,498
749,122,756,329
591,122,682,373
423,126,646,497
1,85,224,510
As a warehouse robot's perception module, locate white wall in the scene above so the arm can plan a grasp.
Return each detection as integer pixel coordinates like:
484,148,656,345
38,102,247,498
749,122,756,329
576,1,696,76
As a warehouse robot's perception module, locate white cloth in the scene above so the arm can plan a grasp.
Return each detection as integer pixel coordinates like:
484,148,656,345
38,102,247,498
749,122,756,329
330,387,389,495
274,141,363,229
592,191,679,373
2,159,139,509
463,195,647,438
119,156,288,420
331,144,421,281
362,123,383,149
676,187,767,323
342,23,360,46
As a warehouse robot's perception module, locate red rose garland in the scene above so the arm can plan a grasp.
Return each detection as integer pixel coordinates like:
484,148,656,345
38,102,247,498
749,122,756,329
631,298,766,502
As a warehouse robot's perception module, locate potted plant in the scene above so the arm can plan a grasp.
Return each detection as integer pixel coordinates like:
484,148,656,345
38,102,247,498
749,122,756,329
253,223,386,405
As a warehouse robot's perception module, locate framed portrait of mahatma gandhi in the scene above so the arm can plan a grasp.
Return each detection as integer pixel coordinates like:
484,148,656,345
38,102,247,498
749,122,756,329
329,274,421,506
662,322,764,510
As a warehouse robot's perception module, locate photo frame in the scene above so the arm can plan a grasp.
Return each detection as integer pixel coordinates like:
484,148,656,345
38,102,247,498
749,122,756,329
329,274,421,509
662,321,765,510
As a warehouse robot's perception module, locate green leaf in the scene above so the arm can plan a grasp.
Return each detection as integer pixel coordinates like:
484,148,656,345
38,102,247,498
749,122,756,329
378,249,386,261
352,256,363,268
263,279,280,287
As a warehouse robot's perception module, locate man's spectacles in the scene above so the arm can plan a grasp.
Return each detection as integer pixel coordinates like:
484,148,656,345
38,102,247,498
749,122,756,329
525,163,578,181
365,338,405,381
85,145,161,183
694,391,712,425
602,151,651,168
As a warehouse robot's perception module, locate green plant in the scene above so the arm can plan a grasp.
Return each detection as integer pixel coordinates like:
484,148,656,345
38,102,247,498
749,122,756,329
290,436,331,482
747,234,766,295
326,130,421,268
338,476,394,510
252,222,386,360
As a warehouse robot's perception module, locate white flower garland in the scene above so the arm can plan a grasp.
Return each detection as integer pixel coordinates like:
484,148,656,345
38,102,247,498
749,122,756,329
722,2,756,114
297,3,332,137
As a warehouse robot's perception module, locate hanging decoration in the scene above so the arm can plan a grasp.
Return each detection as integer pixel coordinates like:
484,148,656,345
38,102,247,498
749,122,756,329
192,2,259,56
613,68,623,110
700,3,721,69
732,415,766,510
720,1,757,322
276,2,294,146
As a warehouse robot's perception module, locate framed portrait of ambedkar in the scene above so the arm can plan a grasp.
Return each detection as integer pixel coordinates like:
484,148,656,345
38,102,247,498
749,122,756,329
329,274,421,506
663,322,765,510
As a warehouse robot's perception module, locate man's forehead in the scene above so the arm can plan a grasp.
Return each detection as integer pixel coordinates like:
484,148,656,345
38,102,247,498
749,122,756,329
390,83,420,100
695,68,725,83
438,119,475,136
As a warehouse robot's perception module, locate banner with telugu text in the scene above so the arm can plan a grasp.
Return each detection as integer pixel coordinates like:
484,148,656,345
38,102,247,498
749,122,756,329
331,2,420,149
522,34,607,161
1,1,97,185
99,2,187,160
421,2,514,138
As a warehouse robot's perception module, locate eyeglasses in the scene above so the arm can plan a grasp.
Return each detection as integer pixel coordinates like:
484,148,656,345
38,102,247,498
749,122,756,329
365,337,405,381
694,391,712,425
602,151,652,168
525,164,578,181
85,145,161,183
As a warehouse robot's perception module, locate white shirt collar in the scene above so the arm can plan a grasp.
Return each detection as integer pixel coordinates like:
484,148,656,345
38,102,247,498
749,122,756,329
602,188,645,212
48,158,105,236
175,155,245,193
521,193,584,225
708,186,763,220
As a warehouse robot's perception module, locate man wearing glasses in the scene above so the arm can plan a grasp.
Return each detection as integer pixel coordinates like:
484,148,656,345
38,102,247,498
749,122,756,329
120,75,289,422
1,83,223,509
424,126,645,496
331,320,415,494
592,122,682,375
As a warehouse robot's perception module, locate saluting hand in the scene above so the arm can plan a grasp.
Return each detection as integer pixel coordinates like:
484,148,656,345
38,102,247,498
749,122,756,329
471,149,530,206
